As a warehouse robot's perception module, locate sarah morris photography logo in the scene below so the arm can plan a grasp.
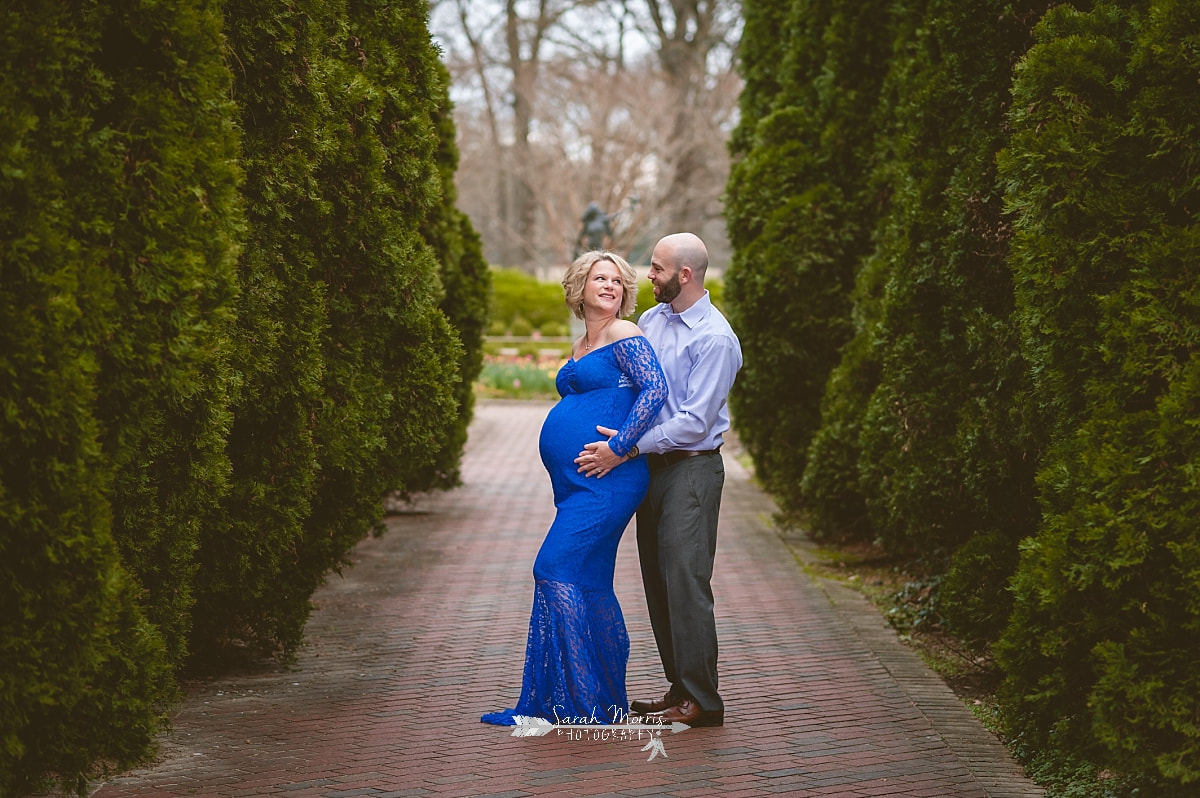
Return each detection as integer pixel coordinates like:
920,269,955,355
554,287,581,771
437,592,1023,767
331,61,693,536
508,706,689,761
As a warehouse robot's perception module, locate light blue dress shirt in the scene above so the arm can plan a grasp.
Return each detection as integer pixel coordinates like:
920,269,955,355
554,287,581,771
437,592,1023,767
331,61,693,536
635,291,742,455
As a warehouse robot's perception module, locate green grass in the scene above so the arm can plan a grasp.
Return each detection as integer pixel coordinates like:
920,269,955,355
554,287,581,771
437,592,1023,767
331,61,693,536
476,357,563,400
483,337,572,359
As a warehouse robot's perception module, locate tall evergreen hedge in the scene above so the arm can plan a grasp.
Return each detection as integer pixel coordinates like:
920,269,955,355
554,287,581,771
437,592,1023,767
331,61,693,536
725,0,892,515
192,0,466,660
1,0,237,791
854,0,1042,561
833,2,1047,647
997,2,1200,787
418,59,490,493
286,0,462,633
87,0,244,671
189,0,333,660
798,5,1044,598
796,2,917,543
3,0,477,787
732,0,1200,789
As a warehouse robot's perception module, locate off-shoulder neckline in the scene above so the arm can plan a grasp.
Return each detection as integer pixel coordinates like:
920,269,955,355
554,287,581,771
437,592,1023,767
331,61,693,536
570,333,645,363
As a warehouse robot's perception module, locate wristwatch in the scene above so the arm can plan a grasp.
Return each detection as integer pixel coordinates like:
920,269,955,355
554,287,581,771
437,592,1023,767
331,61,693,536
626,445,640,460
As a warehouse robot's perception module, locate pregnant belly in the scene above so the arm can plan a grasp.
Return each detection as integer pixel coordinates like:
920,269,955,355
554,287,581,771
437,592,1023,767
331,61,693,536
534,391,649,585
539,391,635,476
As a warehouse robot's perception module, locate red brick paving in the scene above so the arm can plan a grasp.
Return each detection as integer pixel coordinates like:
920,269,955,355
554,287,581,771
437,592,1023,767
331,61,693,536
90,400,1042,797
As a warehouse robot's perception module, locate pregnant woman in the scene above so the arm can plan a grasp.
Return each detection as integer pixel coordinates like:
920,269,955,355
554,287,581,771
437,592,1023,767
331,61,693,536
482,250,667,726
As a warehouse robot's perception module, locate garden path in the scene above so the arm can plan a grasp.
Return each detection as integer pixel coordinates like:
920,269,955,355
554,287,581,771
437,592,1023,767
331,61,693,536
91,400,1042,797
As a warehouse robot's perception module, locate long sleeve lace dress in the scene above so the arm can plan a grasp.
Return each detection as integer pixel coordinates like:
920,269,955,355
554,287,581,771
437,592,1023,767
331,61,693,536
482,335,667,726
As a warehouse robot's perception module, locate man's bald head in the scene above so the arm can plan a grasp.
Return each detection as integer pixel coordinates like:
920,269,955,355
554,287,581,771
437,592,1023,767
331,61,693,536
650,232,711,312
658,232,709,281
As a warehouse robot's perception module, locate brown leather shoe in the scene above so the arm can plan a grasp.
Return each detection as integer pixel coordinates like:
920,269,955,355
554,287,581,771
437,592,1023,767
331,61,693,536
652,699,724,727
630,690,682,714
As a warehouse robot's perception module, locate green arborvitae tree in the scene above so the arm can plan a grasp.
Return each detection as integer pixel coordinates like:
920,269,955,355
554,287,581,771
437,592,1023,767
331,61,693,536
801,3,1044,650
191,0,332,660
1,0,237,790
725,0,893,518
87,0,243,669
848,1,1045,626
195,0,463,662
726,0,791,163
417,58,491,492
997,2,1200,789
292,0,462,618
798,1,923,543
799,262,885,542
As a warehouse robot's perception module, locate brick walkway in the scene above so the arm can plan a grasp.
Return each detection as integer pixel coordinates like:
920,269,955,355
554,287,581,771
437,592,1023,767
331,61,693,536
92,400,1043,798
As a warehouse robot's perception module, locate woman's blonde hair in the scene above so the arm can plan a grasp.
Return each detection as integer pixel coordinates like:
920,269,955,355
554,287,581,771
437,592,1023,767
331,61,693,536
562,250,638,320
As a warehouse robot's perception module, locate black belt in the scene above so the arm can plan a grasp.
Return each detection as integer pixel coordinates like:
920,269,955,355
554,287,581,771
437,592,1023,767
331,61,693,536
647,449,721,471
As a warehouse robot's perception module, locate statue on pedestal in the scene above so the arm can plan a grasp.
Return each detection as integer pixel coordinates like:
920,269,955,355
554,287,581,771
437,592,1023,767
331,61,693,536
576,202,615,256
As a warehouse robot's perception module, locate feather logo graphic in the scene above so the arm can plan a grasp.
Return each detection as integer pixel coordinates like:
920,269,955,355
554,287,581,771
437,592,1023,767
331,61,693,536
511,716,556,737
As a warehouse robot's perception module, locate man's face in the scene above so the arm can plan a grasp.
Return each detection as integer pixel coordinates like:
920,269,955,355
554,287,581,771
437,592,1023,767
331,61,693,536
648,254,682,305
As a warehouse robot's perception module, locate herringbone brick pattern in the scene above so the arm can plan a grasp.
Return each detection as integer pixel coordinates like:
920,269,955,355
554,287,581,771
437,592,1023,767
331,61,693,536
91,400,1042,797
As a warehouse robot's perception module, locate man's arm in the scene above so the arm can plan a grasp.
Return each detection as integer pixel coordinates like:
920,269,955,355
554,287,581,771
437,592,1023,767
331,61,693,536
637,334,740,454
576,332,740,476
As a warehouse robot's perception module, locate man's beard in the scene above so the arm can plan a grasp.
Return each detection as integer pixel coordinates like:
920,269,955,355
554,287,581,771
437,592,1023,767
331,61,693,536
653,271,682,305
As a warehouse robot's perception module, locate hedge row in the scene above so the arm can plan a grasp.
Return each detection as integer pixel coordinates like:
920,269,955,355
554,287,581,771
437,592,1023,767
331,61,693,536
488,268,573,336
2,2,239,792
725,0,883,504
727,0,1199,791
996,3,1200,787
0,1,487,794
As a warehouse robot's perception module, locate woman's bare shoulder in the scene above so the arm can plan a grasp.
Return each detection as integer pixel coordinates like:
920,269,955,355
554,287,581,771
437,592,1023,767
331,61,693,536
609,319,644,341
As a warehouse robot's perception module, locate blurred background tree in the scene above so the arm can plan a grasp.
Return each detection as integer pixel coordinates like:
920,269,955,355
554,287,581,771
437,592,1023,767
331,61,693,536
429,0,743,270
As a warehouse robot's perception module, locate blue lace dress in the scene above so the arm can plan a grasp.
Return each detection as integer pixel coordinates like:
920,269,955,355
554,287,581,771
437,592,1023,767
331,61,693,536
482,335,667,726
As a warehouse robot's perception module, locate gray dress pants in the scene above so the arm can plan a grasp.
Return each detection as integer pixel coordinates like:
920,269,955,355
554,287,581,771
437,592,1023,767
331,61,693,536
635,451,725,712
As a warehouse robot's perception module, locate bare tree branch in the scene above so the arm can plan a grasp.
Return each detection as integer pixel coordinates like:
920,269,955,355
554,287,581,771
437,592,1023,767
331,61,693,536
432,0,741,268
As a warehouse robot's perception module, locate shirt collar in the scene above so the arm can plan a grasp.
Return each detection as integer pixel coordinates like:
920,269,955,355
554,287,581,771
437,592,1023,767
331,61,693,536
657,290,711,328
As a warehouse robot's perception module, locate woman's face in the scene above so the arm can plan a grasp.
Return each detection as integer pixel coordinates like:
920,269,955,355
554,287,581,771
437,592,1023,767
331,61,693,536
583,259,624,317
